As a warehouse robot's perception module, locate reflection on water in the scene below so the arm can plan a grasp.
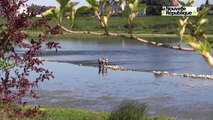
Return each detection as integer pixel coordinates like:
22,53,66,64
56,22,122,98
98,67,108,76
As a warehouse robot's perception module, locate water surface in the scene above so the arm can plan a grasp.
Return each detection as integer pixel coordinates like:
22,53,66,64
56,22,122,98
32,62,213,120
23,38,213,120
41,39,213,74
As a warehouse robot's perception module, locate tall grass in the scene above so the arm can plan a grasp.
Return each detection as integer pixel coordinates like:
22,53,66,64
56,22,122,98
108,100,148,120
108,100,175,120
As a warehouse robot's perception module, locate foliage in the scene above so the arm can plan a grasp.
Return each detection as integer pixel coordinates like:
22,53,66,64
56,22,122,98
108,100,147,120
85,0,113,34
30,4,46,14
42,0,213,67
119,0,147,37
42,0,147,35
0,0,60,117
178,0,213,67
178,0,194,6
141,0,171,15
183,7,211,54
42,0,79,29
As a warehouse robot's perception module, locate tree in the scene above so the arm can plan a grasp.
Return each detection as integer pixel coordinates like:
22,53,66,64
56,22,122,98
206,0,209,5
0,0,60,117
141,0,172,15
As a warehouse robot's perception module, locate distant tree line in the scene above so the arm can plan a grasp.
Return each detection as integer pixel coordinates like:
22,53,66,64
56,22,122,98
29,0,173,17
141,0,173,15
30,4,54,14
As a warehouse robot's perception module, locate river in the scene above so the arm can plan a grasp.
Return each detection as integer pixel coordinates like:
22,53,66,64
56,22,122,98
26,38,213,120
41,38,212,74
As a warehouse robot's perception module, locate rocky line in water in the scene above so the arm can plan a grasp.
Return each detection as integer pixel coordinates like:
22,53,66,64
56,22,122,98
46,59,213,80
88,64,213,80
152,71,213,80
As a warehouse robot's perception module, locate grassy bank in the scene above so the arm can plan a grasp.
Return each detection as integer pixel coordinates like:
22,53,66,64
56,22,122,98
1,16,212,34
1,16,213,42
7,107,173,120
26,31,182,43
28,108,108,120
1,101,174,120
20,15,212,42
51,16,213,34
26,30,213,43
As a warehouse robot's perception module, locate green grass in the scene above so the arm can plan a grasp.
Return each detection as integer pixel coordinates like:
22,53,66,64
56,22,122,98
25,30,213,43
1,15,213,34
0,98,174,120
1,15,213,36
26,31,182,43
22,15,213,42
108,100,174,120
31,108,108,120
9,15,212,34
1,16,213,41
4,107,174,120
54,16,213,34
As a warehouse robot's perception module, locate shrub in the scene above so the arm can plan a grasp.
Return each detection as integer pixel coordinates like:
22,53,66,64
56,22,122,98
108,100,148,120
0,0,60,117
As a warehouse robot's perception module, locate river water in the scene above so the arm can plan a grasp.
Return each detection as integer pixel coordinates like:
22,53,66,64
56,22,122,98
41,39,213,74
27,38,213,120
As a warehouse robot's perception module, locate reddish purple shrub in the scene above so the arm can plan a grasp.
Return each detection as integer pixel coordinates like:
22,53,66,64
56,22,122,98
0,0,60,117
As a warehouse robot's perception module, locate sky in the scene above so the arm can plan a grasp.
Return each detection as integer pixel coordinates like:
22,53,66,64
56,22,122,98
26,0,213,7
27,0,87,7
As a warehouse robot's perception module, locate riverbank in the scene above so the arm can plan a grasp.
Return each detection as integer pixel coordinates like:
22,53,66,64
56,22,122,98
24,30,180,44
4,107,173,120
11,15,212,42
25,31,181,41
1,15,212,39
23,16,213,34
25,30,213,44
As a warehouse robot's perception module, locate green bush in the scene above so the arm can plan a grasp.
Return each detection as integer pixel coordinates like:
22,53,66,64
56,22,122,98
108,100,147,120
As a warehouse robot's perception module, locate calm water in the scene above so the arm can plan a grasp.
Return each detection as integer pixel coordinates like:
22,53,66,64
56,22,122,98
35,62,213,120
23,38,213,120
41,39,213,74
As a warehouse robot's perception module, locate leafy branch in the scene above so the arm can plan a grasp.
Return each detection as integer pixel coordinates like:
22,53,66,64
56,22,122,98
86,0,113,35
42,0,79,29
178,0,213,67
43,0,195,52
119,0,147,37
